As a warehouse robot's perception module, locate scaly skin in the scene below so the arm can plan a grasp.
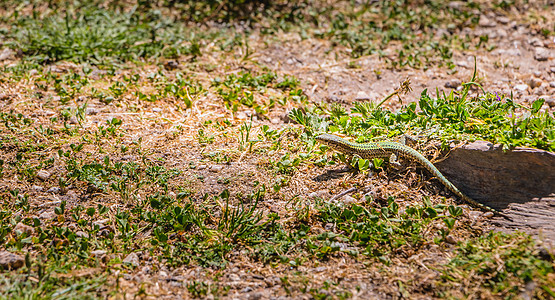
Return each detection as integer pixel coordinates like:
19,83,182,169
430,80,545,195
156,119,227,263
315,133,510,219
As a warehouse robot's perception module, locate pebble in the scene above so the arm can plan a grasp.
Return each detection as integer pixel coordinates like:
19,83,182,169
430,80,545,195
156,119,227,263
0,48,14,61
31,185,43,192
496,16,510,24
528,77,543,89
444,79,461,89
514,84,528,92
75,231,89,238
152,107,162,113
0,251,25,270
248,292,264,300
14,222,35,235
542,96,555,108
308,189,329,199
444,235,458,244
209,165,224,172
86,107,98,115
69,116,79,124
29,69,38,76
47,187,60,194
343,195,357,205
91,250,107,258
0,93,9,101
534,47,551,61
37,170,51,181
229,273,241,281
478,15,496,27
549,81,555,88
355,91,371,101
123,252,140,267
39,211,56,220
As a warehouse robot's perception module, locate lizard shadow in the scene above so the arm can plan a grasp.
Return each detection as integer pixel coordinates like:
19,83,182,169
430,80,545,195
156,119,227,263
313,168,353,182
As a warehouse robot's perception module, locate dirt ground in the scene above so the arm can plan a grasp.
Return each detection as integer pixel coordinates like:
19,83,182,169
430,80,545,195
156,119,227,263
0,1,554,299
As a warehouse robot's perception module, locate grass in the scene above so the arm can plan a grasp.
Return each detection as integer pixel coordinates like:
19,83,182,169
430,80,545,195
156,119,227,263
0,0,553,298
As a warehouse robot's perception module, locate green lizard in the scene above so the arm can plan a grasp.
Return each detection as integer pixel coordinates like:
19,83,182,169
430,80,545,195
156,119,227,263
315,133,511,220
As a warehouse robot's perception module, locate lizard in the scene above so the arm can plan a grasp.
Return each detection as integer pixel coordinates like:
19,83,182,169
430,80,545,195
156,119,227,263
315,133,511,220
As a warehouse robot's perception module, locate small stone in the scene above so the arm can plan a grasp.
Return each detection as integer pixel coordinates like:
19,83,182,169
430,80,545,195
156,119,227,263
534,47,551,61
47,187,60,194
36,170,51,181
241,287,253,293
159,271,168,278
0,48,14,61
123,252,140,267
514,84,528,92
31,185,43,192
549,81,555,88
542,97,555,108
209,165,223,172
0,251,25,270
229,273,241,281
529,37,544,47
91,250,107,258
483,211,494,218
75,231,89,238
528,77,543,89
86,107,98,115
164,60,179,70
29,69,38,76
197,165,207,170
14,222,35,235
478,15,496,27
444,235,458,244
248,292,264,300
445,79,461,89
355,91,371,101
69,116,79,124
0,94,9,101
496,16,510,24
39,210,56,220
343,195,357,205
271,118,280,124
152,107,162,113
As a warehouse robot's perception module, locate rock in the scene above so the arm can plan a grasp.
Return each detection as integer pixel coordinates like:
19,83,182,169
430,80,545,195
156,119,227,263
209,165,224,172
36,170,51,181
46,187,60,194
39,210,56,220
31,185,43,192
0,48,14,61
514,84,528,92
445,79,461,89
528,77,543,89
69,116,79,124
308,189,329,199
123,252,140,267
75,231,89,238
478,15,496,27
534,47,551,61
355,91,371,101
343,195,357,205
14,223,34,235
85,107,98,115
529,37,544,47
29,69,38,76
496,16,510,24
152,107,162,113
0,251,25,269
444,235,458,244
229,273,241,281
542,96,555,108
91,250,107,258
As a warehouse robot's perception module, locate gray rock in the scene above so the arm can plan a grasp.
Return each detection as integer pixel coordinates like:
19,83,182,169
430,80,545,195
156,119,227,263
152,107,162,113
46,187,60,193
91,250,107,258
542,96,555,108
29,69,38,76
86,107,98,115
39,210,56,220
229,273,241,281
0,48,14,61
534,47,551,61
14,222,34,235
0,251,25,269
123,252,140,267
69,116,79,124
496,16,510,24
514,84,528,92
528,77,543,89
37,170,51,181
31,185,43,192
549,81,555,88
210,165,224,172
478,15,496,27
445,79,461,89
355,91,371,101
